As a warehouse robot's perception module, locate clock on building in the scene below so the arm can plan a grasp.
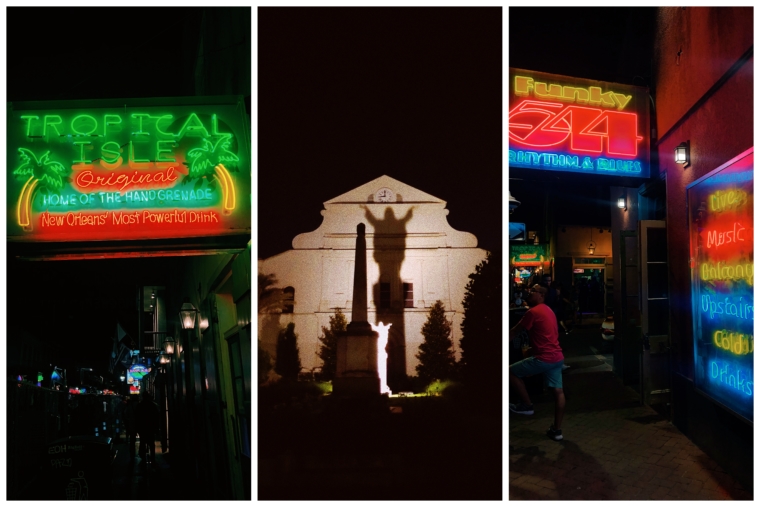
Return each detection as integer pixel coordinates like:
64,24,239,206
374,187,396,202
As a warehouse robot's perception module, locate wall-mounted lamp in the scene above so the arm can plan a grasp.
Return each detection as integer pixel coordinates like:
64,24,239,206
588,228,596,254
162,335,175,355
509,191,521,214
617,197,627,210
179,299,199,330
675,141,690,167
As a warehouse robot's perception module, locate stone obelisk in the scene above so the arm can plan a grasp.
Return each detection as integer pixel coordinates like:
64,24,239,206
334,223,380,396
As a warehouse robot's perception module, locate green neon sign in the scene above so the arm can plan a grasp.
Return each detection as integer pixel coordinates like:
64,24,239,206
7,96,251,242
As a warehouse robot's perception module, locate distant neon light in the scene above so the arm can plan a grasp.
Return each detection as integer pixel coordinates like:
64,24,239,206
372,322,392,395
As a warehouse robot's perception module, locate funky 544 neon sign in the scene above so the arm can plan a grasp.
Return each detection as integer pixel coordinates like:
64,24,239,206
509,68,650,178
7,97,251,241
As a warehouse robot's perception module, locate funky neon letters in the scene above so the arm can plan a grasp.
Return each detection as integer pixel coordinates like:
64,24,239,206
514,76,632,110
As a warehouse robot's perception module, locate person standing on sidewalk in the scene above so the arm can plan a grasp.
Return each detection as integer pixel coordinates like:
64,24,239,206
508,284,566,441
123,396,137,459
135,391,160,465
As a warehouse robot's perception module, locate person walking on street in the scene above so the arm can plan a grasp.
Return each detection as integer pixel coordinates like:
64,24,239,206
135,391,160,466
508,284,566,441
123,396,137,459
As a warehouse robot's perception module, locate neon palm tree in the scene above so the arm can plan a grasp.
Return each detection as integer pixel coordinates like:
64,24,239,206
13,148,69,230
184,135,240,214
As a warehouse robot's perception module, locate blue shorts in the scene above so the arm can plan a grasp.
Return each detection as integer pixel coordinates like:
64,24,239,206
510,356,564,388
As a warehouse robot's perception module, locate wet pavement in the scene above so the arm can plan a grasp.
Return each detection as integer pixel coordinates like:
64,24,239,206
508,316,753,500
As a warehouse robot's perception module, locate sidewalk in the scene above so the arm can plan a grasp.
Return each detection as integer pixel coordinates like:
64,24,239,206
508,370,753,500
111,436,183,500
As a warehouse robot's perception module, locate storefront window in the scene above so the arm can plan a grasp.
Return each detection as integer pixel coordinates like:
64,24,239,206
688,148,753,423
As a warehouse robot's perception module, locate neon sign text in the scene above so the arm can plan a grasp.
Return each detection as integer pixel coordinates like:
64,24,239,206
710,360,753,396
40,188,216,208
709,190,748,212
713,330,754,355
706,222,747,249
513,76,632,110
700,261,754,284
509,101,641,157
74,166,179,192
701,294,754,321
39,209,221,229
509,150,641,173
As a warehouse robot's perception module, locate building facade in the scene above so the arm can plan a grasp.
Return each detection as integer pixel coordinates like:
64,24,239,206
258,175,488,390
650,6,753,489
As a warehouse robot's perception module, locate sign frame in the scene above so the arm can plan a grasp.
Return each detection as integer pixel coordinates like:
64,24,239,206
509,68,650,179
7,96,251,253
687,147,753,424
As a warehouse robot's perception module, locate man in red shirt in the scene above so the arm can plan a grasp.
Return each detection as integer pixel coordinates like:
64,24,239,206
509,284,566,441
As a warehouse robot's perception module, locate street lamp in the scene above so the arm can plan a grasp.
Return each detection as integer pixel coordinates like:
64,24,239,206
179,299,199,330
162,335,175,355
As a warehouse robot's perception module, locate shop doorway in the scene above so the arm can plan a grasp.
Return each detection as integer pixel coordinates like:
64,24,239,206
639,220,671,413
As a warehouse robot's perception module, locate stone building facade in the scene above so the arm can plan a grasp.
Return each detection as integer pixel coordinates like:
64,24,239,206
258,175,488,390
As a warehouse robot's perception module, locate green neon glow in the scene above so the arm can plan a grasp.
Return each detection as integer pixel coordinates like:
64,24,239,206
101,141,122,164
104,114,122,136
20,116,39,138
177,113,209,138
153,114,175,136
131,114,151,136
43,115,63,138
74,141,93,164
129,140,151,165
71,115,98,136
211,114,231,137
156,140,176,163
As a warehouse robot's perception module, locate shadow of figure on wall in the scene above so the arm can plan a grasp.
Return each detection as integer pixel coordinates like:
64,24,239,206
361,205,414,391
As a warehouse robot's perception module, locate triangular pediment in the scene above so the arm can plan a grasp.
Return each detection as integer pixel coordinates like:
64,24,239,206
325,175,444,204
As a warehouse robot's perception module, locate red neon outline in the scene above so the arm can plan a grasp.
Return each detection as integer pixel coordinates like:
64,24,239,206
545,106,605,154
508,100,569,147
509,99,642,158
581,110,641,158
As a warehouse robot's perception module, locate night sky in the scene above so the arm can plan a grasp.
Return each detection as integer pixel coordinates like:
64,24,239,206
257,7,502,259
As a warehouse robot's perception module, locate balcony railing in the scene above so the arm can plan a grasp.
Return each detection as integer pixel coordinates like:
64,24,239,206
143,331,168,354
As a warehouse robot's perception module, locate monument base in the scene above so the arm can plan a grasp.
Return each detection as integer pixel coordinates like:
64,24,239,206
333,376,381,397
335,325,380,397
